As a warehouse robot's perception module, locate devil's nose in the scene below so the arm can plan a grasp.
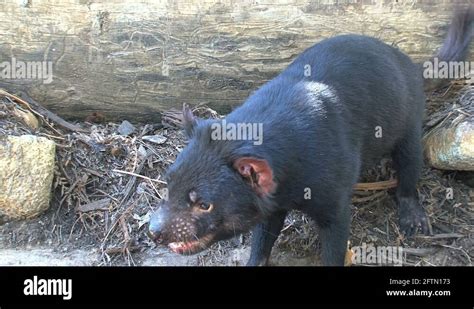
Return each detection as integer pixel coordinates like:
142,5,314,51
148,221,161,239
148,208,166,241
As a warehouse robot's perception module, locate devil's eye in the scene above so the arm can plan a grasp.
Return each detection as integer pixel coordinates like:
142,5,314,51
199,203,210,210
199,202,213,212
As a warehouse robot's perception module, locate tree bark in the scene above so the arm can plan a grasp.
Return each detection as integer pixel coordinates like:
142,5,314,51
0,0,471,122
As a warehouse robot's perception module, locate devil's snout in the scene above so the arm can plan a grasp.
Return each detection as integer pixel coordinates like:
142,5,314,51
148,206,168,243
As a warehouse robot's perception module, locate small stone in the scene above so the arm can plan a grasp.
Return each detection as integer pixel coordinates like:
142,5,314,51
117,120,135,136
137,145,148,159
142,135,167,145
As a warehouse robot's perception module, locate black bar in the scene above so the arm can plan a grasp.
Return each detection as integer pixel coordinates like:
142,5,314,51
0,267,472,306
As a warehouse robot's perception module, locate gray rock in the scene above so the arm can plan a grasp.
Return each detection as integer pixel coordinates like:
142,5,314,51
137,145,148,159
117,120,135,136
142,135,167,144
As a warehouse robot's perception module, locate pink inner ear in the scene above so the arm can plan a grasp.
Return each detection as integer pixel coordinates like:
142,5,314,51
234,157,277,196
239,164,252,177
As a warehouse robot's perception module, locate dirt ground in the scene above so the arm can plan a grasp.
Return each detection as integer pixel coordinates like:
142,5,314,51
0,83,473,266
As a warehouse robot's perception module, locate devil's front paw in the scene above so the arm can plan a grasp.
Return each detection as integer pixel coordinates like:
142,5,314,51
398,197,430,237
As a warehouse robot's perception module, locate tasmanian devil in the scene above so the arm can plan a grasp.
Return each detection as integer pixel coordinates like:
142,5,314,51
149,7,474,266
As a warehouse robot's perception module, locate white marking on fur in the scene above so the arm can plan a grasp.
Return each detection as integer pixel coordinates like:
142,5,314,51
302,81,337,115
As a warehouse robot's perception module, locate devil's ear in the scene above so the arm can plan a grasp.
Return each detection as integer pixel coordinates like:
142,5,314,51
233,157,277,197
182,103,198,138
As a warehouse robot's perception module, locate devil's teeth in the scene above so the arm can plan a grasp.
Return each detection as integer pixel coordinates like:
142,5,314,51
169,242,181,251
